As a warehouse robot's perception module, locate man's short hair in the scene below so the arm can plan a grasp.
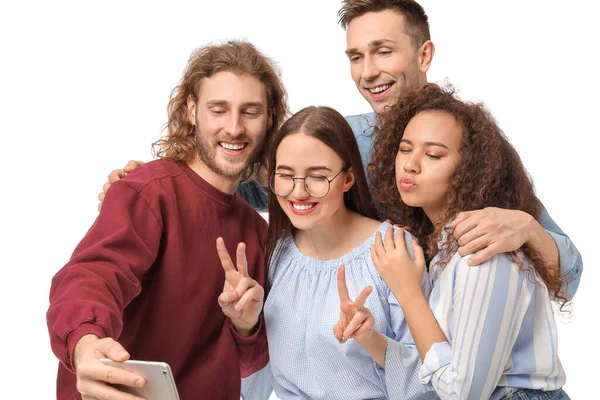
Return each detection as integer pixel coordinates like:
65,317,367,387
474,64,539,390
338,0,431,48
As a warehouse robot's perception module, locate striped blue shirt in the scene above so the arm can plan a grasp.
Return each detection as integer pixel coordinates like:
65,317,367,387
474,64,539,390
420,249,566,399
242,222,437,399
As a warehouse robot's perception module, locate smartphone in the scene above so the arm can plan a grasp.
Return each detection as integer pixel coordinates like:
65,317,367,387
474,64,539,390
100,358,180,400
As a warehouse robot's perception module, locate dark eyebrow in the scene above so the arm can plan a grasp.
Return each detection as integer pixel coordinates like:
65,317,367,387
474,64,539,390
306,166,332,172
401,139,449,150
345,39,397,56
370,39,397,47
276,165,333,173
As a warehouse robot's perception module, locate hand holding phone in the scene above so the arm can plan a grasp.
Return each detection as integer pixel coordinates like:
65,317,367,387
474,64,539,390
73,335,147,399
100,359,180,400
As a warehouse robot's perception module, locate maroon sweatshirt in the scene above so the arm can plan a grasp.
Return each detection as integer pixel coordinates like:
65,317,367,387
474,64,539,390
47,159,268,399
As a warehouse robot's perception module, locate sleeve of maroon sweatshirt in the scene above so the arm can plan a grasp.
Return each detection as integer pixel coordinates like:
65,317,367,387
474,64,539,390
46,182,162,372
229,315,269,378
228,213,269,378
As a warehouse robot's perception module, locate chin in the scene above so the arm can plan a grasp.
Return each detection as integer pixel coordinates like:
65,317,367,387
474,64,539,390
290,220,315,231
287,214,318,231
399,194,420,208
369,102,385,116
217,161,250,178
289,205,325,229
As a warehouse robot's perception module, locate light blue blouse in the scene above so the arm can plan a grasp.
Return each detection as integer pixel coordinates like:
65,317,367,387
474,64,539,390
242,222,437,399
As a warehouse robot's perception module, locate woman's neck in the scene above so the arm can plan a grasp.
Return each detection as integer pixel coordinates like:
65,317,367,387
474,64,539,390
294,206,379,260
422,206,440,226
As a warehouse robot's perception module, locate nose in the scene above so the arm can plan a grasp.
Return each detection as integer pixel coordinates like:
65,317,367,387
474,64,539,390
362,55,381,82
403,154,421,174
291,178,310,199
225,111,245,137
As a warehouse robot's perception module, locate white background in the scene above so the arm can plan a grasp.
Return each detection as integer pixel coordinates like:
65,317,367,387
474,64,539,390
0,0,597,398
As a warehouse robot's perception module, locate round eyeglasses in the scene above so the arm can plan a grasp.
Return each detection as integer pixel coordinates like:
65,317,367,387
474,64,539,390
269,168,347,199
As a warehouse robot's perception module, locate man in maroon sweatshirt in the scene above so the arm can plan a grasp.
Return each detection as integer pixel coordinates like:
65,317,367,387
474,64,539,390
46,40,288,400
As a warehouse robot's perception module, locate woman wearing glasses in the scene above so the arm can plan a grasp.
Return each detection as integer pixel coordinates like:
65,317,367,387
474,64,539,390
241,106,434,400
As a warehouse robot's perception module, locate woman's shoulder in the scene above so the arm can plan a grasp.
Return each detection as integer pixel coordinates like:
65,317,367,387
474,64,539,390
438,250,537,294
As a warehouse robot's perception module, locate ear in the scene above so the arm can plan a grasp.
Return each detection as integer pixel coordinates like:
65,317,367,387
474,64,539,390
187,94,197,125
342,167,355,193
418,40,435,73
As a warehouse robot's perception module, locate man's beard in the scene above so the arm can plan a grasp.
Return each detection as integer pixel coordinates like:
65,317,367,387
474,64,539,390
195,128,264,179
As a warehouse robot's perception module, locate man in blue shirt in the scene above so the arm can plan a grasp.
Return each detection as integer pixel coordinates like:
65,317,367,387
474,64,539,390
338,0,581,300
100,0,582,299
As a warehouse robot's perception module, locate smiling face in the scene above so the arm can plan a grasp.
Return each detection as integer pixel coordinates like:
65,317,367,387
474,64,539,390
395,110,462,223
187,70,271,181
273,133,354,232
346,10,430,115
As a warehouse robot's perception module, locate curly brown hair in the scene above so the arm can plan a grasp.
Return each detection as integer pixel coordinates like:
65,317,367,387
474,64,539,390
369,83,567,306
152,40,289,182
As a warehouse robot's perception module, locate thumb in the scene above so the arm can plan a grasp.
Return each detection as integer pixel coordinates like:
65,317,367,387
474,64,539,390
101,338,130,362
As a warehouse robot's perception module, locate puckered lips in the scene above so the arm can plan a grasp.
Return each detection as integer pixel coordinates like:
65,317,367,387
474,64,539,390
398,177,415,191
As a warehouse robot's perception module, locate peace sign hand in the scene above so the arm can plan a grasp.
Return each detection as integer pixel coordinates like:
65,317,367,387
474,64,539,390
333,265,376,347
216,237,264,336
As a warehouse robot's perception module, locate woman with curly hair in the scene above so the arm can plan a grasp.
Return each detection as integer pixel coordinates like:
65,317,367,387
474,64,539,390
368,83,569,399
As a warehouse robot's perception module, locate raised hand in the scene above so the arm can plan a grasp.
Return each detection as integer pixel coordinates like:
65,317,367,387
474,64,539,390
216,237,264,336
371,226,425,304
333,265,375,346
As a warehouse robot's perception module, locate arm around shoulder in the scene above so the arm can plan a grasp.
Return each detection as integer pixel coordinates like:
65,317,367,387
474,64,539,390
536,206,583,300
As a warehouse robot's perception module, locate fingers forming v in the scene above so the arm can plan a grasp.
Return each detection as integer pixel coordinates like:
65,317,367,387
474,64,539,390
337,266,350,302
353,286,373,310
216,237,236,274
236,242,248,277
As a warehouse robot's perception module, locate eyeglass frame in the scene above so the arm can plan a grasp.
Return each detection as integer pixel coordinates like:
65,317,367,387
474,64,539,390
269,167,348,199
